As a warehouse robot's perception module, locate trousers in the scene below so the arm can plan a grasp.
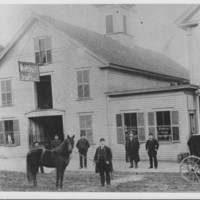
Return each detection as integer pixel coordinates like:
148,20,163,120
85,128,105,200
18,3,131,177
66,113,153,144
148,151,158,168
79,150,87,168
99,161,110,186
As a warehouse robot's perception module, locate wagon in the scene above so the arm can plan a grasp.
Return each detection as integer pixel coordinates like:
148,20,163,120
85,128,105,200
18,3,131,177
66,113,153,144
180,134,200,182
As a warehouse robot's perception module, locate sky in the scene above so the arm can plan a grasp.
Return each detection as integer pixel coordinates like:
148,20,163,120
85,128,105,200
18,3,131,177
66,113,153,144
0,4,191,68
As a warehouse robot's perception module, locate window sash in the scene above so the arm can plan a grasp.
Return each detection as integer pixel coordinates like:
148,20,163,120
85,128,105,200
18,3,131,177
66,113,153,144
106,15,113,33
79,115,93,144
0,120,20,146
1,80,12,106
77,70,90,99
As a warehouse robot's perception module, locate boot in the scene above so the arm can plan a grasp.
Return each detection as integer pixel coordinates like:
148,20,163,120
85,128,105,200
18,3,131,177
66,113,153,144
129,162,134,168
135,163,138,169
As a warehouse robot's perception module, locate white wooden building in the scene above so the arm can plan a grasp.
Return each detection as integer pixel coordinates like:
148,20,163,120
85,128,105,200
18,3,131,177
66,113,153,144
0,5,195,161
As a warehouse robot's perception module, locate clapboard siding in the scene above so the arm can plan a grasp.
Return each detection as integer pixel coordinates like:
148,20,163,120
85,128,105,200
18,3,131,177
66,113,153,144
107,91,190,161
107,69,171,92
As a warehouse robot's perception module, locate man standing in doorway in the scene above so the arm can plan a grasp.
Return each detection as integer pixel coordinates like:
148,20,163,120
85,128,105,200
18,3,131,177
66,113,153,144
94,138,113,187
128,131,140,168
51,134,62,149
146,133,159,169
76,133,90,169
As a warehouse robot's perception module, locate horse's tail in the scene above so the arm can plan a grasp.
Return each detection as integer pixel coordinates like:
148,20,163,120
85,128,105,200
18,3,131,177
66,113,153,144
26,152,33,183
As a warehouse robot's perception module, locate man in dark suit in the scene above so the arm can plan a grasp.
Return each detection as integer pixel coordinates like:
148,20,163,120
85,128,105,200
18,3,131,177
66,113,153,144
128,132,140,168
51,134,62,149
76,133,90,169
94,138,113,187
146,133,159,169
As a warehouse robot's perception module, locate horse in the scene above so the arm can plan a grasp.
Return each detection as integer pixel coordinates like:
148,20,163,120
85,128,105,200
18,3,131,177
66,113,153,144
26,135,75,190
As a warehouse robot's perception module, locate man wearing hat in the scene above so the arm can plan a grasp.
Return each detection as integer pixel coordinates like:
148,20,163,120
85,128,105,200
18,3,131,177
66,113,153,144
76,133,90,169
94,138,113,187
51,134,62,149
128,131,140,168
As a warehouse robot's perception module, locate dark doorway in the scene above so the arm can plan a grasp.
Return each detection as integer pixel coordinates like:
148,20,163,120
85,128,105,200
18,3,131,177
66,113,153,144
36,75,53,109
29,115,64,149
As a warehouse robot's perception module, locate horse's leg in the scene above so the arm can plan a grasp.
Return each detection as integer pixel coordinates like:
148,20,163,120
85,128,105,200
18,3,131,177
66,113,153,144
60,167,66,189
56,168,59,189
33,173,38,187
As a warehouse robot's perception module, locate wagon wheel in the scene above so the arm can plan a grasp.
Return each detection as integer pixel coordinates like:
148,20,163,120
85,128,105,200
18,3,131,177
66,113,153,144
180,155,200,182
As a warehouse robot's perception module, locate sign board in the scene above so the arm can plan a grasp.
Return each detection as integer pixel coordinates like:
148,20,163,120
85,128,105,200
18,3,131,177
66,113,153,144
157,126,172,141
18,61,40,82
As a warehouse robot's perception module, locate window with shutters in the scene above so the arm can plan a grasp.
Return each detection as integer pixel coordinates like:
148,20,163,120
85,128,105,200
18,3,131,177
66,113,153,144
1,80,12,107
106,15,113,33
116,112,145,143
79,115,94,145
34,36,52,65
147,111,180,142
77,69,90,99
0,120,20,146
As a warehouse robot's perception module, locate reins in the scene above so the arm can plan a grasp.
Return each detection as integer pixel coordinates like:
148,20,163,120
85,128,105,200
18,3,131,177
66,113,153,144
73,150,97,164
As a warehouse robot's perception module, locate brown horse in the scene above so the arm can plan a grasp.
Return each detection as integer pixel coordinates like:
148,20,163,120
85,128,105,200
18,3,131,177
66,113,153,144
26,135,75,190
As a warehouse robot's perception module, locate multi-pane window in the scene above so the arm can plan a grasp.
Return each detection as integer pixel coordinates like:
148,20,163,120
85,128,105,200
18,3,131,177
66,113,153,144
34,36,52,65
79,115,94,144
1,80,12,106
106,15,113,33
116,112,145,143
148,111,180,142
77,70,90,99
0,120,20,146
123,15,127,33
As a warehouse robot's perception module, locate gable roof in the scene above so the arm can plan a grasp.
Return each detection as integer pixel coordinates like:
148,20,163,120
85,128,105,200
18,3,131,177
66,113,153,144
0,13,189,83
175,5,200,30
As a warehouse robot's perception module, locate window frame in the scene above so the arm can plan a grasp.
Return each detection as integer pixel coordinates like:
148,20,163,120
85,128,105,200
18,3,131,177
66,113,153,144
0,119,20,147
105,15,114,34
76,69,91,100
34,36,52,66
78,114,94,145
1,80,13,107
149,110,180,143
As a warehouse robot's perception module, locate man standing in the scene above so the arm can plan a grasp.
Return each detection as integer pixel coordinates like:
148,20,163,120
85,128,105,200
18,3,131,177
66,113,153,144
76,133,90,169
94,138,113,187
51,134,62,149
146,133,159,169
128,131,140,168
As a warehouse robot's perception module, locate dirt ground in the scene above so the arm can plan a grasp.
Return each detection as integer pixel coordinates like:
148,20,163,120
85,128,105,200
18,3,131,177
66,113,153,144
0,170,200,192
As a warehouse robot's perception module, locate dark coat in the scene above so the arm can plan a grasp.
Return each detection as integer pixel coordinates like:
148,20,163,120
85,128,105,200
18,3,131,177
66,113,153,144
145,139,159,155
76,138,90,152
51,139,62,149
127,136,140,163
94,146,113,173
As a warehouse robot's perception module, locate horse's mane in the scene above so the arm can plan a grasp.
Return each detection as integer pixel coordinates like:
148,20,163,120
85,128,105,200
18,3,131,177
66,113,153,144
54,140,67,153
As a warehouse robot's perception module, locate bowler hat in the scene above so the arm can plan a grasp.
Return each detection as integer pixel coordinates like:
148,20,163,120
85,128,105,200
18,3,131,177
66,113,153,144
100,138,105,142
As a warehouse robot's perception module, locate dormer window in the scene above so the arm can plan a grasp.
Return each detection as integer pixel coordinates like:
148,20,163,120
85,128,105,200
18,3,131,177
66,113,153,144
34,36,52,65
106,15,113,33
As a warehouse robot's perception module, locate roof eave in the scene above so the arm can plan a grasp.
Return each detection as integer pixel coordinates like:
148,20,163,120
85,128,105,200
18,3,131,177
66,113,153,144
101,64,189,83
106,84,199,97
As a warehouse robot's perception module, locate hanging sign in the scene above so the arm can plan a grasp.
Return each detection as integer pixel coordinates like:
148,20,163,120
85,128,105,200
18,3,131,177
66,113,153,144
18,61,40,82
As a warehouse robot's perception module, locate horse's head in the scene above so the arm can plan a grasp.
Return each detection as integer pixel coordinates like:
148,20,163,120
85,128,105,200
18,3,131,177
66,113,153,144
65,135,75,154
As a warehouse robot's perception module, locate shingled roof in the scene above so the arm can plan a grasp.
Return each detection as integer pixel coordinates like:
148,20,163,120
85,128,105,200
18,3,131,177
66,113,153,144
1,14,190,82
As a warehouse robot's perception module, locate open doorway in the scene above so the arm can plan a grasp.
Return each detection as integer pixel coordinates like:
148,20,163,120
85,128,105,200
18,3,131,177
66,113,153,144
29,115,64,149
36,75,53,109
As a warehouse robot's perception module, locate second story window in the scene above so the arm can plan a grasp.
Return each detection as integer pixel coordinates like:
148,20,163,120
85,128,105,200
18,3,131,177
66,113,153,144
34,36,52,65
106,15,113,33
77,69,90,99
1,80,12,107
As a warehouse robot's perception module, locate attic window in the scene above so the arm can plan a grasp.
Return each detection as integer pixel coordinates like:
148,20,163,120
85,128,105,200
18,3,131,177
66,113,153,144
34,36,52,65
106,15,113,34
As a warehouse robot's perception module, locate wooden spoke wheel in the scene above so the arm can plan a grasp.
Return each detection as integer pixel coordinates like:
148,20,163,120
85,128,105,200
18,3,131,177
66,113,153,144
180,155,200,182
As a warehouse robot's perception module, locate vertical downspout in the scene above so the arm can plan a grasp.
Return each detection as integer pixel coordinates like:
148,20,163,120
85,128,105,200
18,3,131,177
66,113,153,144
105,69,112,148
